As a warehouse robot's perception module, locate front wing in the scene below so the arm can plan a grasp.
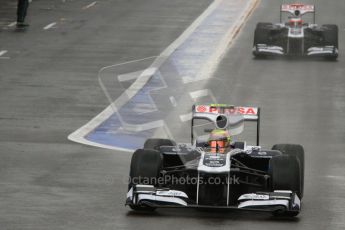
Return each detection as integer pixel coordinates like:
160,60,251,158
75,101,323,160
253,44,338,58
126,185,301,214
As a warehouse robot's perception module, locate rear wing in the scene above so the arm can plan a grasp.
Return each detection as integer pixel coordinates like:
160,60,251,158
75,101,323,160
192,104,261,145
280,3,315,23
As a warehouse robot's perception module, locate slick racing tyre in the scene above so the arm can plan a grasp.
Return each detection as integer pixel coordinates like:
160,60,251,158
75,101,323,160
322,24,339,48
322,24,338,60
253,23,272,57
269,155,302,199
143,138,176,150
128,149,163,211
272,144,304,198
254,22,272,45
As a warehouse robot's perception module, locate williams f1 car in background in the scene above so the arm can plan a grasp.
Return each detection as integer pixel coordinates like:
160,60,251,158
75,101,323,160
253,3,338,59
126,104,305,217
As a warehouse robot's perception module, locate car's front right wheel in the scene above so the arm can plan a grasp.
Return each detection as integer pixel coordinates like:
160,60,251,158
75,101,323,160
269,155,302,217
272,144,304,198
269,155,302,198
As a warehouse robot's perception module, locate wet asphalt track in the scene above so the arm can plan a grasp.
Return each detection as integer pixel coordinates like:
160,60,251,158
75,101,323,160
1,0,345,229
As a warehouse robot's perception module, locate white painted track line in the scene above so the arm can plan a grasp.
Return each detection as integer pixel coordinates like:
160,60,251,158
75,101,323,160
190,89,211,100
0,50,8,56
8,22,17,27
118,70,143,82
0,50,9,59
83,1,97,10
180,113,193,122
44,22,57,30
169,96,177,107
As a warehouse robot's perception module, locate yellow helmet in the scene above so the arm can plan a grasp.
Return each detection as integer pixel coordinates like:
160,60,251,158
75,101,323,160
208,129,231,153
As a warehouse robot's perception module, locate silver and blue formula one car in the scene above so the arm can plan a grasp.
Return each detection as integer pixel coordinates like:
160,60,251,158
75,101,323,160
126,104,304,217
253,3,338,59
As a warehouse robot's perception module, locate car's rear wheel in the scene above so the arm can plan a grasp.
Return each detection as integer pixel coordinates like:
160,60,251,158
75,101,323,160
143,138,176,150
128,149,163,211
272,144,304,198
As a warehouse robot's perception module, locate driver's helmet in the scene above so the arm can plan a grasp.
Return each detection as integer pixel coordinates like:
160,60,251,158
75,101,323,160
288,18,303,27
208,129,231,153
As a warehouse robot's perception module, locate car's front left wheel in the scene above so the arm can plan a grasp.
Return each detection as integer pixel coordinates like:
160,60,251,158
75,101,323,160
128,149,163,211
